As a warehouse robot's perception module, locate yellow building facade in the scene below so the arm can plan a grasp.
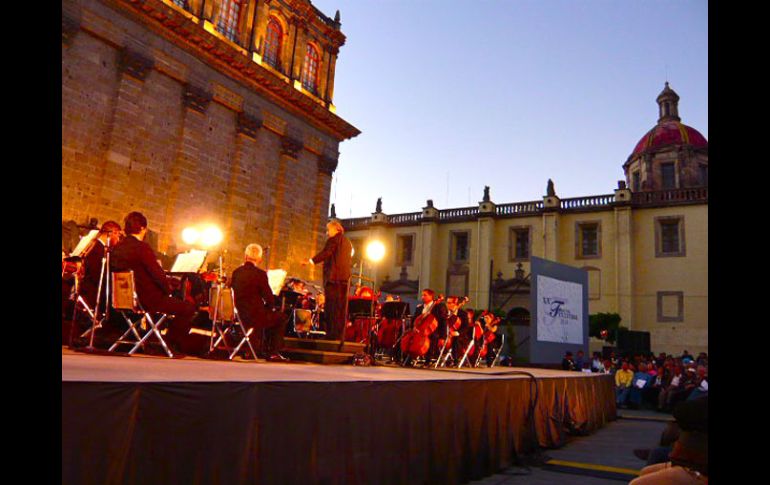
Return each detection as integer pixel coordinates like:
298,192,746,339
341,84,707,356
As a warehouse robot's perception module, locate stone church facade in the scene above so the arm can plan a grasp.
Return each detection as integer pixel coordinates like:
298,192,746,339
62,0,359,279
341,84,707,355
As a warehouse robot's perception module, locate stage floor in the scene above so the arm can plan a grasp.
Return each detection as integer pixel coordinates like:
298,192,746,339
61,347,598,383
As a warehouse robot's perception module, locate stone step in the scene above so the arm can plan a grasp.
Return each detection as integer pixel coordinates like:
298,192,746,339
283,337,365,354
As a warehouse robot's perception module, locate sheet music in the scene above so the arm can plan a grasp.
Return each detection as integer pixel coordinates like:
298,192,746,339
70,230,99,257
267,269,287,296
170,250,208,273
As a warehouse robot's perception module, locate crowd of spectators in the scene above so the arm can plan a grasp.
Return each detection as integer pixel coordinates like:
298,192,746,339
561,349,708,412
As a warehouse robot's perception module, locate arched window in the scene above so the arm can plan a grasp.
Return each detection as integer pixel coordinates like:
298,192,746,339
301,44,320,93
264,17,283,69
216,0,243,44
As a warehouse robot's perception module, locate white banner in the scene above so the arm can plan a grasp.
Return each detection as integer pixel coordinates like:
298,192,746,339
536,275,583,344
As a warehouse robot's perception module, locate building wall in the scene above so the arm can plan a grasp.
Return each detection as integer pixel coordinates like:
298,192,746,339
345,198,708,354
62,0,355,281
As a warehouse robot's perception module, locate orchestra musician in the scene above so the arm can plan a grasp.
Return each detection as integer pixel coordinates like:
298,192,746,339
305,220,352,340
79,220,122,311
414,288,448,362
110,211,196,357
444,296,470,363
230,244,289,362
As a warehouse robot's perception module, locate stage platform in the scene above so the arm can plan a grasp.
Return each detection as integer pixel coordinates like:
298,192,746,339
62,348,617,485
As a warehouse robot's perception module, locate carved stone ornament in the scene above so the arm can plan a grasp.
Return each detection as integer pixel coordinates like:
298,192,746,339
236,112,262,139
118,48,154,81
183,84,212,113
318,154,338,175
281,136,303,158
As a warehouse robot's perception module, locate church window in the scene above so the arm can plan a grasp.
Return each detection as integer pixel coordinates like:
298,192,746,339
632,171,641,192
396,234,414,266
301,44,320,94
655,216,686,257
216,0,243,44
509,226,530,261
264,17,283,70
576,221,601,259
661,162,676,189
699,164,708,186
451,231,470,263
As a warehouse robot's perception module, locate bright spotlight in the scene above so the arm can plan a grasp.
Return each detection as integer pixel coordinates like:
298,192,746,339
200,226,223,247
365,240,385,262
182,227,199,245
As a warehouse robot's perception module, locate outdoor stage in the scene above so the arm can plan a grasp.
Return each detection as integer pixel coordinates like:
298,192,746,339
62,349,617,485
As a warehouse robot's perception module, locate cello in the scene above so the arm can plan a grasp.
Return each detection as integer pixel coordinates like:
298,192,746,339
400,295,444,362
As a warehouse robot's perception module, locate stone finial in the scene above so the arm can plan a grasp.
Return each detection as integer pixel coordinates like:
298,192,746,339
426,199,434,208
618,180,627,190
483,186,490,202
375,197,382,213
515,262,525,280
330,203,337,219
547,179,556,197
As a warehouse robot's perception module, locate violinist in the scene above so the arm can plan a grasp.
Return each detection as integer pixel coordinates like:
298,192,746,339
415,289,448,362
79,220,123,311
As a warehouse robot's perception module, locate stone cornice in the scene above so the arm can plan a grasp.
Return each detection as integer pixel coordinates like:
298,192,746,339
103,0,360,142
236,111,262,139
117,47,154,81
183,84,212,113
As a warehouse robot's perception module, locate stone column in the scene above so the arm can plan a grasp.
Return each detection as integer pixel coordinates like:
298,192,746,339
158,83,212,252
614,185,634,328
541,194,560,262
476,199,496,309
91,47,154,226
418,202,439,292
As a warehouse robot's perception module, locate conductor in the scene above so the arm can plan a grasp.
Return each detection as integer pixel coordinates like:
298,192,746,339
306,220,352,340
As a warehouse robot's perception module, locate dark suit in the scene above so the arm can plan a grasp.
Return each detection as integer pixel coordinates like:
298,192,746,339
110,235,195,349
230,261,287,353
311,233,352,339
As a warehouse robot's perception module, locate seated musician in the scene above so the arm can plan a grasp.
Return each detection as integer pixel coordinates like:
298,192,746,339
445,296,470,361
230,244,289,362
414,288,448,361
110,212,196,356
79,220,122,311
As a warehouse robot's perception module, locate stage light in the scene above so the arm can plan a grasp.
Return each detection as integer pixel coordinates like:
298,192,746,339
200,226,223,247
365,240,385,263
182,227,199,245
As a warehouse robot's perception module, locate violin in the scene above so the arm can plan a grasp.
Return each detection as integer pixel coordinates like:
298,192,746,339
475,313,501,363
400,295,444,359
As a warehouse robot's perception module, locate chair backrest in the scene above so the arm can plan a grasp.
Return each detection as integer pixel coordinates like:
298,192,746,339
112,271,136,311
208,285,236,321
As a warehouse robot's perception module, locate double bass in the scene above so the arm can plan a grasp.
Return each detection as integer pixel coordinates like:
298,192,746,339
400,295,444,361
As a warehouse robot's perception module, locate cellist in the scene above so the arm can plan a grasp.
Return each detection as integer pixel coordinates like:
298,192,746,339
414,288,448,362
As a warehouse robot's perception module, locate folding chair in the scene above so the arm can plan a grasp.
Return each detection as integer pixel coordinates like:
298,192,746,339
108,271,174,357
208,285,258,360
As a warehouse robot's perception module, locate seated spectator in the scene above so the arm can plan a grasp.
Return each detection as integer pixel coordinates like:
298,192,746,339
668,365,697,408
590,351,603,372
561,351,576,371
695,352,708,367
658,364,685,412
686,366,708,401
628,362,654,409
615,362,634,408
609,351,619,368
630,397,707,484
681,350,694,364
574,350,586,371
601,359,614,374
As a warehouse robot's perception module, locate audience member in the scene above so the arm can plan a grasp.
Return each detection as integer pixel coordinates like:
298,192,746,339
628,362,654,409
615,362,634,407
574,350,585,371
561,351,576,371
590,351,603,372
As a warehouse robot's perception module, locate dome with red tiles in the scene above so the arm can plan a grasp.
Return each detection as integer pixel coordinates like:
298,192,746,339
630,121,708,158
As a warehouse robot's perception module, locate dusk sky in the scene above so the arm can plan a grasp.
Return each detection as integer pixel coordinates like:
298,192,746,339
311,0,708,218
